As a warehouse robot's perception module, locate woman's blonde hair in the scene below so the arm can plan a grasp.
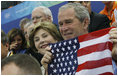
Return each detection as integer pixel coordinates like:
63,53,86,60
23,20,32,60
29,21,63,52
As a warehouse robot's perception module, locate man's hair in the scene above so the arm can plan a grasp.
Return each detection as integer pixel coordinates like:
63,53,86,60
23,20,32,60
1,54,42,75
59,3,90,23
1,30,8,45
19,18,30,29
32,6,53,21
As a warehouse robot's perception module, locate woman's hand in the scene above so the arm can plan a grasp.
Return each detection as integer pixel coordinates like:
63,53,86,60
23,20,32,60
41,46,53,74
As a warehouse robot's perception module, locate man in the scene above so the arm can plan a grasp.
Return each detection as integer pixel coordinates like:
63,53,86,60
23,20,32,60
41,3,117,75
1,54,42,75
19,18,30,32
32,6,53,24
1,30,9,60
23,20,34,48
100,1,117,26
69,1,110,32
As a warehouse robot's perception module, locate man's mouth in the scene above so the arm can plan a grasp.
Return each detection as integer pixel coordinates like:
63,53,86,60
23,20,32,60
64,32,73,37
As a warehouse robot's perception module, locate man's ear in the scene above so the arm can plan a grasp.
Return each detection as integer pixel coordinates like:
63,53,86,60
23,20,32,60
47,16,52,22
83,18,89,30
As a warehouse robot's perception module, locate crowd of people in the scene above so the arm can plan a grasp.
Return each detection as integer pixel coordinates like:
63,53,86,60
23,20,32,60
1,1,117,75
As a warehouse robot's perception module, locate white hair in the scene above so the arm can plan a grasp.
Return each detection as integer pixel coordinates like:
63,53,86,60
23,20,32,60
32,6,53,22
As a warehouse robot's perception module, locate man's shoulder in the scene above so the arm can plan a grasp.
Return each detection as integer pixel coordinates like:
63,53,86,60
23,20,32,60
92,12,108,19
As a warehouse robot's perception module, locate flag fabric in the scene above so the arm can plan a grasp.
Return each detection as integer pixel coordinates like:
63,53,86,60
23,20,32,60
48,27,114,75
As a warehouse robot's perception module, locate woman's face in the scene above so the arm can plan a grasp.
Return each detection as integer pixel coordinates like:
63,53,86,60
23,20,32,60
11,35,23,50
34,29,57,55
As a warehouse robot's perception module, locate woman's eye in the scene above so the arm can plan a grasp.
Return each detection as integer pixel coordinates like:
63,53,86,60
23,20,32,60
42,34,48,38
34,38,39,42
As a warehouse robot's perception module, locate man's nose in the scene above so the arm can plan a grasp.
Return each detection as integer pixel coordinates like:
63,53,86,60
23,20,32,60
33,18,37,24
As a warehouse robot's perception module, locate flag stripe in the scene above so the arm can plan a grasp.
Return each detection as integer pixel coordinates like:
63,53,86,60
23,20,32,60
75,65,113,75
99,72,114,75
78,42,113,56
76,57,112,72
77,49,111,65
78,27,113,42
79,34,111,49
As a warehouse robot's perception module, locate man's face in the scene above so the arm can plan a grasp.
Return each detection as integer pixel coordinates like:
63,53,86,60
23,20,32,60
58,8,87,40
32,8,48,24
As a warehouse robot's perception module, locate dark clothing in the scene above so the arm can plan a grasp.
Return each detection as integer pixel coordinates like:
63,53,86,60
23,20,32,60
88,12,110,32
25,48,43,66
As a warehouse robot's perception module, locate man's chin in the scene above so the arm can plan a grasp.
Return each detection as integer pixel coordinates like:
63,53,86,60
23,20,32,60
64,36,73,40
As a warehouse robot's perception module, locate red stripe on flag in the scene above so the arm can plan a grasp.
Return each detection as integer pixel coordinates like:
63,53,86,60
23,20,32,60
78,27,114,42
76,57,112,72
77,42,112,56
99,72,113,75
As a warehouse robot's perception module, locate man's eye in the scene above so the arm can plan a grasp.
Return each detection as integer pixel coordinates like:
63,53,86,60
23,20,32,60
65,20,72,24
59,22,63,26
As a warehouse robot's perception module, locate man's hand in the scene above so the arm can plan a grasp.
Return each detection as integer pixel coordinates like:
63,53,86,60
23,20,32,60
109,28,117,62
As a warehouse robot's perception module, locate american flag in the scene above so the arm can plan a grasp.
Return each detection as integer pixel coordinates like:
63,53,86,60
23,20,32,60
48,27,114,75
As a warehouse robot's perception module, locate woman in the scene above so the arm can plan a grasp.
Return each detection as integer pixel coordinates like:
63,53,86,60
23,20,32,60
29,21,63,74
7,28,27,56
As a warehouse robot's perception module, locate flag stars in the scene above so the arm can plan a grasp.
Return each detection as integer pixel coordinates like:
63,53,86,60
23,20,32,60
66,52,68,55
59,43,61,46
74,39,77,43
51,49,54,53
57,64,59,67
63,68,66,72
73,45,76,49
54,59,56,63
59,69,62,72
61,53,64,56
72,66,75,70
56,54,59,57
54,44,57,47
68,67,70,71
67,46,71,50
69,61,72,65
65,62,67,66
66,56,69,60
62,47,65,51
74,60,77,64
60,62,63,67
69,40,72,44
53,69,57,73
63,42,66,45
71,55,74,59
50,64,54,68
56,48,59,52
62,57,65,61
58,58,61,62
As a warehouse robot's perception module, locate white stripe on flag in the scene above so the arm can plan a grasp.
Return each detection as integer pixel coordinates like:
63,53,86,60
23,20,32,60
77,49,111,65
79,34,111,49
75,65,113,75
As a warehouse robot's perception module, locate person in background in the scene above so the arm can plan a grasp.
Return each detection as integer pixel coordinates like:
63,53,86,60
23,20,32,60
100,1,117,26
41,3,117,75
32,6,53,24
19,18,30,32
29,21,63,74
7,28,27,56
69,1,110,32
1,30,9,59
1,54,42,75
23,20,34,48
